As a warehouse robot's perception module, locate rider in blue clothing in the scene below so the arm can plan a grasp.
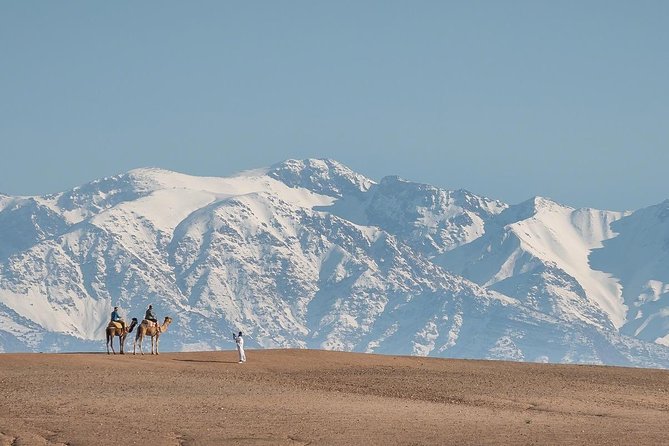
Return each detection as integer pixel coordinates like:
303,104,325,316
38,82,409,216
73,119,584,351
110,306,126,331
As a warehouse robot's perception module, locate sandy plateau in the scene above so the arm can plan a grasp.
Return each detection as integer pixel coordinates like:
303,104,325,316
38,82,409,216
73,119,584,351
0,350,668,445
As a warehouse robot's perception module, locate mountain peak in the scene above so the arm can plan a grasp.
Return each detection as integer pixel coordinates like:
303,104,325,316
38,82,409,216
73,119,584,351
519,196,570,215
378,175,432,189
125,167,198,191
268,158,375,197
495,196,568,226
126,166,179,177
528,196,564,209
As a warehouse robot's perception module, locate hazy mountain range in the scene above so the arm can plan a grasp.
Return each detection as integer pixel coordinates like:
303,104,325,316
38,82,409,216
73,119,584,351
1,159,668,368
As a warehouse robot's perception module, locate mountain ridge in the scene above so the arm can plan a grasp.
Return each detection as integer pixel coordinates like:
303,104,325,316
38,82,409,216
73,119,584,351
1,158,668,368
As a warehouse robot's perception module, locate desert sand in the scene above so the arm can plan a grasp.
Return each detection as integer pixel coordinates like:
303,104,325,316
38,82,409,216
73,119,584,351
0,349,668,445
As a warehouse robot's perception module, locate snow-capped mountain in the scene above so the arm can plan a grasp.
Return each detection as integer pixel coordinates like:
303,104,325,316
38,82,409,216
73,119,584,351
1,159,668,368
590,200,669,346
437,197,627,330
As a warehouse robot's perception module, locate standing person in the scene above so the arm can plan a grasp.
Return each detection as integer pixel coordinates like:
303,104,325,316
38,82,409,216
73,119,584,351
110,306,126,331
145,304,158,327
233,331,246,363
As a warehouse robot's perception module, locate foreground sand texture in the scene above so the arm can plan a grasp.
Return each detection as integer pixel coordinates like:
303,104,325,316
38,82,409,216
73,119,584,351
1,350,668,445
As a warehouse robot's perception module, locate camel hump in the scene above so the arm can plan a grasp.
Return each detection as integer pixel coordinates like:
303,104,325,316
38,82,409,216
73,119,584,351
108,321,124,329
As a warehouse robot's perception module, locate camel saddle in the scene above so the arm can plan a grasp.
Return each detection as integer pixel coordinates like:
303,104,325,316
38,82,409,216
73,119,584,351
142,319,158,328
108,320,125,329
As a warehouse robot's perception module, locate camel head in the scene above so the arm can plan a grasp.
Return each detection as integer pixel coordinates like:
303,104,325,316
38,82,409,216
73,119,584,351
158,316,173,333
127,317,138,333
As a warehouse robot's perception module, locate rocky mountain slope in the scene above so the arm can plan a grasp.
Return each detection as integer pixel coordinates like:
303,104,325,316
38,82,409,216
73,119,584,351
1,159,668,367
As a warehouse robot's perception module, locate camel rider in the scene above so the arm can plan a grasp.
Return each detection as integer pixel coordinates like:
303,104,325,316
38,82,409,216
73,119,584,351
111,306,126,331
145,304,158,328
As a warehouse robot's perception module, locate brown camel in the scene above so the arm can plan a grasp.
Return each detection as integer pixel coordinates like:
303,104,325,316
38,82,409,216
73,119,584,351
106,318,138,355
133,316,172,355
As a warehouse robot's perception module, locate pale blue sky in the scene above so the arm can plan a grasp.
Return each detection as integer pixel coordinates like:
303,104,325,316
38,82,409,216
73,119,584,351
1,1,667,210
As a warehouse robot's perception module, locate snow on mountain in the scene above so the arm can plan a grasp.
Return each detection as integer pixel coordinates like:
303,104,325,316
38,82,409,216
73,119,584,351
0,194,13,211
320,175,507,258
590,200,669,346
0,159,668,368
438,197,629,329
363,177,507,255
267,159,374,197
0,197,70,260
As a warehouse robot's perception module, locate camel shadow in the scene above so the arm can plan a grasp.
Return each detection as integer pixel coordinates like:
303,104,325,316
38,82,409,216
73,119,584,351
172,359,240,364
52,352,108,355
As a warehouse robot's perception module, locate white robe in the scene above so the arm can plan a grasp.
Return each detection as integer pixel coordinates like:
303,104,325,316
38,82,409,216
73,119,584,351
235,335,246,362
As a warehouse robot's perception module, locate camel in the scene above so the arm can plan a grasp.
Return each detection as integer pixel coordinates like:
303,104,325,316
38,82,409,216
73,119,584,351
106,318,138,355
133,316,172,355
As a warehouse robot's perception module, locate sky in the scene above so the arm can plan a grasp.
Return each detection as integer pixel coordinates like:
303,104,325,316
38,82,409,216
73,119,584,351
1,1,668,210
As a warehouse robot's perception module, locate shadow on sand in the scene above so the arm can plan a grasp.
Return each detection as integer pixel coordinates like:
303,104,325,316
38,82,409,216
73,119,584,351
52,352,108,355
172,359,240,364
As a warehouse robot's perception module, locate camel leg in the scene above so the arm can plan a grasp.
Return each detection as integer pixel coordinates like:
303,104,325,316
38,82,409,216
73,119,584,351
139,334,144,355
151,336,155,355
106,334,111,354
110,334,116,355
133,333,139,355
155,335,160,355
119,335,125,355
